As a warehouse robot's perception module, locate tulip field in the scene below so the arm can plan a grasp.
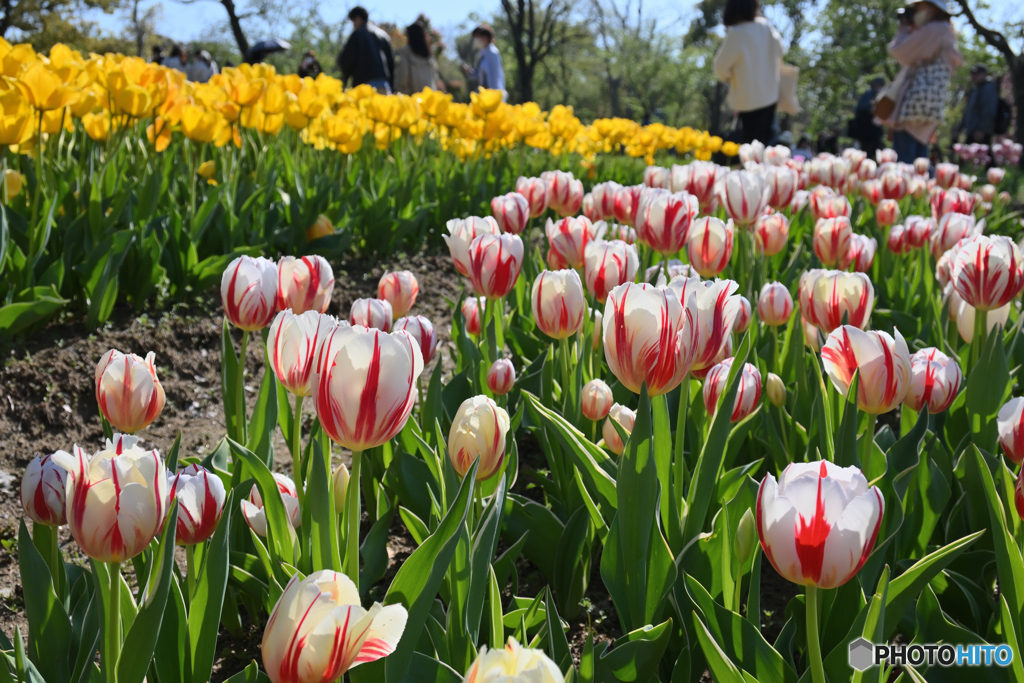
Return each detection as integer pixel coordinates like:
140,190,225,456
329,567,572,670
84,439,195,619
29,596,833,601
9,40,1024,683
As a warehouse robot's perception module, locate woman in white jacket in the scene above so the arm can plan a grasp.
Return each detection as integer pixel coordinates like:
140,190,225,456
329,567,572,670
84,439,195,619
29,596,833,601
713,0,787,145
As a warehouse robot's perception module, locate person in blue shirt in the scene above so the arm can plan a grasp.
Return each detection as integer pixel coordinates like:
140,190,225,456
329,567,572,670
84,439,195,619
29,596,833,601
462,24,506,97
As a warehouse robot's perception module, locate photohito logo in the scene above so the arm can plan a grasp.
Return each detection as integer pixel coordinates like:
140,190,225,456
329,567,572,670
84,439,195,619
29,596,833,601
848,638,1014,671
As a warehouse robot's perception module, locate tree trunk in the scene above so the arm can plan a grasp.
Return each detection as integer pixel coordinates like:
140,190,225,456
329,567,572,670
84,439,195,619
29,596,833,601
220,0,249,58
518,63,534,103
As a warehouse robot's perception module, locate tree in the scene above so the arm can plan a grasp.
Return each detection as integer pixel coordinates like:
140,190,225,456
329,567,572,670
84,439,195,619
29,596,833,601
0,0,120,44
497,0,575,103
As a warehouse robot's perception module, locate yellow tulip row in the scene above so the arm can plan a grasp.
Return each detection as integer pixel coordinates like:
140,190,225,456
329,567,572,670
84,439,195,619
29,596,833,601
0,40,738,162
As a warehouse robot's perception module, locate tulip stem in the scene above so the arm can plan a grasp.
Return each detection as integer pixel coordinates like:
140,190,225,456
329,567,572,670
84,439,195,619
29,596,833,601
971,308,988,369
345,449,363,595
292,395,304,478
106,562,121,683
185,544,196,603
235,329,249,445
805,585,826,683
861,413,877,478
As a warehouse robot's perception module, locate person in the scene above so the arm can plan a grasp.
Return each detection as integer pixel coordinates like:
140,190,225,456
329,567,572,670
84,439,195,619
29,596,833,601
885,0,963,163
960,63,999,146
298,50,322,79
337,6,395,93
793,135,814,160
188,49,218,83
396,21,443,94
712,0,786,145
851,76,886,159
151,45,165,65
462,24,505,96
162,44,188,74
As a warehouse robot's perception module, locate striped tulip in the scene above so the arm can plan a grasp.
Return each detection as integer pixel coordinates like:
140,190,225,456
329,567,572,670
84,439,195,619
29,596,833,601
546,247,569,270
349,298,392,332
887,224,909,255
765,144,791,166
679,161,723,210
935,162,959,189
953,296,1010,344
262,571,407,683
674,278,742,376
241,472,300,536
636,190,699,255
758,282,794,327
602,282,699,396
757,461,883,588
487,359,516,396
803,316,821,352
547,171,583,216
313,324,424,451
740,141,765,163
914,157,930,175
52,435,170,562
880,170,908,201
813,217,852,267
765,166,798,210
531,269,587,339
582,378,614,421
602,403,636,456
703,358,762,422
755,212,789,256
515,176,550,217
377,270,419,318
817,156,850,191
988,167,1006,185
644,165,669,189
930,213,982,257
812,192,851,222
221,255,278,331
591,181,623,220
393,315,437,364
469,233,525,299
999,398,1024,464
582,193,600,222
951,235,1024,311
277,255,334,315
734,296,752,333
858,159,878,180
584,239,639,303
905,216,935,249
821,325,911,414
931,187,977,219
877,148,898,163
546,216,598,270
465,638,564,683
838,234,877,273
558,177,584,216
722,170,771,228
904,348,962,414
448,396,510,481
268,311,338,396
809,270,874,333
167,464,226,545
490,192,530,234
462,297,484,336
444,217,501,277
876,199,899,227
95,349,166,434
21,453,69,526
686,217,734,277
859,179,882,206
614,184,644,227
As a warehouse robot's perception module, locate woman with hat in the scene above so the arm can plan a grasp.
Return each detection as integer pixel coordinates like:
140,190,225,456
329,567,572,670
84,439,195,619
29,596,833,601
885,0,963,163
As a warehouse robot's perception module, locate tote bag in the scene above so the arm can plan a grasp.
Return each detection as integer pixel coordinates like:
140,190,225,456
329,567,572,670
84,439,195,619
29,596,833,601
873,67,909,121
778,64,801,114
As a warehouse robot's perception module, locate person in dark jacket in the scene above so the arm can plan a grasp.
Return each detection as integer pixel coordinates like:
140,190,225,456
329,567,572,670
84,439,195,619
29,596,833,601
298,50,322,79
852,76,886,159
959,63,999,145
337,6,394,93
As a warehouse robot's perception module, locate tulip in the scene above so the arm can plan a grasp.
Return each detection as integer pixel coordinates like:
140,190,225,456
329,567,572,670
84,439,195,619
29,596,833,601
531,269,587,339
3,169,23,200
262,571,407,683
914,157,930,175
167,464,226,545
644,165,669,188
813,217,852,267
602,403,636,456
935,162,959,189
487,359,516,396
758,282,793,327
464,638,564,683
582,192,600,222
95,349,166,434
444,217,501,277
756,461,883,588
515,176,550,217
904,348,962,414
703,358,762,422
988,167,1006,185
448,396,510,481
393,315,437,365
241,472,301,536
377,270,419,318
268,311,339,397
467,233,525,300
332,463,350,513
462,297,485,336
722,170,771,228
681,278,743,376
880,170,908,201
838,234,877,273
887,225,909,255
754,212,789,256
582,378,614,421
876,199,900,227
349,298,393,332
306,214,334,242
954,297,1009,344
53,435,170,562
740,141,765,164
546,247,569,270
734,296,752,333
635,189,699,255
276,255,334,316
765,166,798,210
858,159,878,180
821,325,911,414
859,179,882,206
998,398,1024,464
591,181,622,220
931,187,976,219
930,212,982,257
812,192,851,221
766,373,786,407
547,171,582,216
817,156,850,191
614,184,644,227
681,161,724,210
803,316,821,352
602,282,699,396
21,453,69,526
584,239,639,303
809,270,875,333
876,149,897,164
1016,472,1024,521
766,144,791,166
980,184,997,203
546,216,598,269
951,235,1024,311
686,217,734,277
221,255,279,331
905,215,935,249
491,192,531,234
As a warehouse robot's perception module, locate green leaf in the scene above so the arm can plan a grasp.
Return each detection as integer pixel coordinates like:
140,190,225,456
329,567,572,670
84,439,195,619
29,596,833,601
229,440,298,570
692,614,745,683
851,567,889,683
220,660,271,683
553,506,591,619
18,520,72,683
0,285,66,336
594,619,673,683
221,321,241,442
86,230,134,330
309,443,340,573
246,364,279,468
965,327,1010,453
188,493,233,683
543,587,572,672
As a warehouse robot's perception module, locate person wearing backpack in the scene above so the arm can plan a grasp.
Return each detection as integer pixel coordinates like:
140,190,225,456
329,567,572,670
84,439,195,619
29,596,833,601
960,63,1000,147
337,6,395,93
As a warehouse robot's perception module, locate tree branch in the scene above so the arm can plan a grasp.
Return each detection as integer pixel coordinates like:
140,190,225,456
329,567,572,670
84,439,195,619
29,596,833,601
953,0,1016,66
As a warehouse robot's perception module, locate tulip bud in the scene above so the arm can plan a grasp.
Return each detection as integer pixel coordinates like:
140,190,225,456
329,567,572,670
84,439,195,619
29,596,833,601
703,358,762,422
722,170,771,228
378,270,419,318
469,233,525,299
167,464,226,545
988,167,1005,185
734,508,757,566
813,217,852,267
448,396,510,481
197,159,216,179
332,463,350,514
263,571,407,682
393,315,437,365
221,255,278,331
754,212,789,256
95,349,166,434
999,190,1011,204
306,214,334,242
545,216,598,269
491,191,531,234
905,215,935,249
241,472,301,536
765,166,798,210
52,435,170,562
462,297,485,336
487,359,516,396
734,296,752,333
614,184,644,227
802,316,821,352
686,217,734,277
821,325,911,414
644,165,669,189
887,224,908,255
21,453,69,525
602,403,636,456
951,235,1024,311
277,255,334,315
904,348,962,414
635,189,699,255
839,234,877,273
3,169,24,200
758,282,793,327
582,378,614,421
876,199,900,227
465,638,564,683
757,461,883,587
999,397,1024,464
515,176,550,217
584,239,639,303
766,373,786,407
350,297,393,331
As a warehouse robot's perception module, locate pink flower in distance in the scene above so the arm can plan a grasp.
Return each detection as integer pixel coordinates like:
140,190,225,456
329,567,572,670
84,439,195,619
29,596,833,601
765,166,798,210
644,165,669,188
935,162,959,189
876,199,900,228
905,216,936,249
887,225,909,255
931,187,976,219
614,184,644,227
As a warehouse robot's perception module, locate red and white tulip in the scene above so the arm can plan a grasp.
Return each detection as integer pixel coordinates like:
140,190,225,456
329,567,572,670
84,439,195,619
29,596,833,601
686,217,734,277
444,217,501,277
221,255,279,331
487,359,516,396
584,239,639,303
821,325,911,414
582,378,614,421
602,403,636,456
951,235,1024,311
758,282,794,327
277,255,334,315
268,311,339,396
21,453,69,526
95,349,166,434
904,348,962,414
167,464,226,545
448,395,510,481
393,315,437,365
813,217,852,267
241,472,300,536
469,233,525,299
703,357,762,422
377,270,419,318
490,192,531,234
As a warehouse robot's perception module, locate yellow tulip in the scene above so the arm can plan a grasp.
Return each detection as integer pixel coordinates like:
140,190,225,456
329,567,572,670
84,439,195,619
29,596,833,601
471,89,503,114
306,214,334,242
230,78,266,107
146,117,172,152
197,160,216,178
0,109,32,146
180,105,222,143
4,169,23,199
262,81,287,115
3,43,38,78
41,108,72,134
113,84,152,118
82,111,111,141
17,62,79,111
